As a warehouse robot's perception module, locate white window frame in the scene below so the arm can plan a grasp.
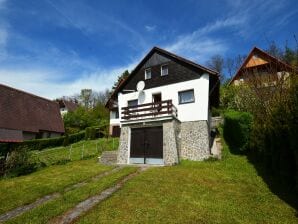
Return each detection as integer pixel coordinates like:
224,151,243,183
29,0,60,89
161,64,168,76
178,89,195,104
145,68,151,80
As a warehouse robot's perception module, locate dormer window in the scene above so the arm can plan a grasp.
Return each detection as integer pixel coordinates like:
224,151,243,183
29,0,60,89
145,68,151,80
161,64,168,76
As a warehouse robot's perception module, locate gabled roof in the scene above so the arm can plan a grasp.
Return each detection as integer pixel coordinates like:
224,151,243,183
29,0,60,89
0,84,65,137
229,46,294,85
57,99,79,112
106,46,219,108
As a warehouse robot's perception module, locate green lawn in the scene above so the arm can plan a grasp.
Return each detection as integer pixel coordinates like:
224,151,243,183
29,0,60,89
6,166,137,224
0,158,113,214
30,138,119,166
76,141,298,223
1,136,297,223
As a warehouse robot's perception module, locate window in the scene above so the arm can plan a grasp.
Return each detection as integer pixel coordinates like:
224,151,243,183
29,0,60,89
145,68,151,80
161,65,168,76
128,99,138,107
111,110,119,119
178,89,195,104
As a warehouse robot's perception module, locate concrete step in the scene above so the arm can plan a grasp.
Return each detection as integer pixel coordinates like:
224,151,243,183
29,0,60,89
100,151,118,165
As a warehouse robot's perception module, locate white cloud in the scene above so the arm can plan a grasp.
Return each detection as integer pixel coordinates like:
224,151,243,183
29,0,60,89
165,16,247,63
0,60,138,100
145,25,156,32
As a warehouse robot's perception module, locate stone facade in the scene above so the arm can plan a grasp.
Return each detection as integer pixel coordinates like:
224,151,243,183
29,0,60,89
180,121,210,161
163,119,180,165
117,126,129,164
117,119,210,165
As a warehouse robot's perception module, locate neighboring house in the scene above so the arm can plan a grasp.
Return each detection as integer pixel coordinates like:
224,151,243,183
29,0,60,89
0,84,65,143
56,99,79,116
106,47,220,165
229,47,294,87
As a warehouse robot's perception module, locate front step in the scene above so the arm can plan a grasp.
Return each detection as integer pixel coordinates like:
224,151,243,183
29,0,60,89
100,151,118,165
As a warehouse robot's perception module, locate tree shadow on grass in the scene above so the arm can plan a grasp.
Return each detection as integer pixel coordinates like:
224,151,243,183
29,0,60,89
223,135,298,214
249,156,298,212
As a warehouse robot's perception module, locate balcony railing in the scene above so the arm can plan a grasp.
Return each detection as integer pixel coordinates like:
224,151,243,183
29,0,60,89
121,100,178,120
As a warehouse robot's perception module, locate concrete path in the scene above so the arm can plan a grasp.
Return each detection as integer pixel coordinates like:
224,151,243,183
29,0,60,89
50,167,148,224
0,166,123,223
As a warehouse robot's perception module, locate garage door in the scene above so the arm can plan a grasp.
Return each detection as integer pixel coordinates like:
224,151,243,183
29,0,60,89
130,126,163,164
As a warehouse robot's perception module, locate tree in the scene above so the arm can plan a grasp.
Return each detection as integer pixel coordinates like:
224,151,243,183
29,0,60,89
80,89,92,108
112,70,130,90
266,41,283,59
207,55,224,76
225,57,235,78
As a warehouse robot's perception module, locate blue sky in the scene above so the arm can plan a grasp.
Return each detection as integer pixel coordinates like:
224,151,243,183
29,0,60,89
0,0,297,99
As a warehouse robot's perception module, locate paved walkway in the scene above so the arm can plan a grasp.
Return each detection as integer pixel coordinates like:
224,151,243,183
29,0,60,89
50,167,148,224
0,166,123,223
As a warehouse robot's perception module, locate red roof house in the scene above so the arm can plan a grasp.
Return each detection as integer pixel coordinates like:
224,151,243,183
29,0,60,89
0,84,65,142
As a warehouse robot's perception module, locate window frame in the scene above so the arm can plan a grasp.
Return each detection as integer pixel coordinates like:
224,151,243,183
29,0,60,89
161,64,169,76
178,89,195,105
145,68,151,80
127,99,138,107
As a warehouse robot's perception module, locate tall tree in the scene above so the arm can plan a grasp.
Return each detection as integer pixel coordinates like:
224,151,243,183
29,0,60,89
80,89,92,108
207,55,224,75
225,57,235,78
112,70,130,91
266,41,283,59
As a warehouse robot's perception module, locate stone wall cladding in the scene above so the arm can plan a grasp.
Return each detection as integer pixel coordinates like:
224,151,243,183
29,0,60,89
180,121,210,161
117,126,129,164
163,119,180,165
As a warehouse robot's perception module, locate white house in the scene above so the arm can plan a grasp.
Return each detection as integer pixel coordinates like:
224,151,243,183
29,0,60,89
106,47,219,165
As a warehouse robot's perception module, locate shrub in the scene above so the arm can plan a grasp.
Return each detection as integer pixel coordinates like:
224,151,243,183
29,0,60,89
223,110,253,153
211,107,221,117
4,149,39,177
11,131,86,152
68,131,85,144
63,134,70,147
85,127,97,140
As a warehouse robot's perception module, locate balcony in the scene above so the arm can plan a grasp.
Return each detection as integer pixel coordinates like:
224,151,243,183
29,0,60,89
121,100,178,121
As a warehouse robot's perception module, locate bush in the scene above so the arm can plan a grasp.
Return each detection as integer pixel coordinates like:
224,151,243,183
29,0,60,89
13,136,65,151
223,110,253,153
211,107,222,117
68,131,85,144
85,127,97,140
11,131,86,152
4,149,39,177
63,134,70,147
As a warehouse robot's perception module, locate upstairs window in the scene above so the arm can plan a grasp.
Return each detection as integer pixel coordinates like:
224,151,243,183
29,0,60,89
111,110,119,119
178,89,195,104
161,65,168,76
145,68,151,80
128,99,138,107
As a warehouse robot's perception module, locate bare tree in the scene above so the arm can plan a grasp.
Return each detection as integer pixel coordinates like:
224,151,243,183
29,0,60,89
225,58,235,78
207,55,224,75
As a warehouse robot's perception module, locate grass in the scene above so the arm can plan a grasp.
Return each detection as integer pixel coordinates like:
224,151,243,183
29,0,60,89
5,166,137,224
0,158,113,214
1,135,297,223
76,139,298,223
30,138,119,166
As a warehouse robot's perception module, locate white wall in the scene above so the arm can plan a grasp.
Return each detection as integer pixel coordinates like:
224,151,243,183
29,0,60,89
110,111,120,125
117,74,210,123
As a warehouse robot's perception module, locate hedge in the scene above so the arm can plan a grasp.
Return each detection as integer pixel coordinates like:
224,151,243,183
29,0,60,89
10,131,86,151
223,110,253,153
85,127,97,140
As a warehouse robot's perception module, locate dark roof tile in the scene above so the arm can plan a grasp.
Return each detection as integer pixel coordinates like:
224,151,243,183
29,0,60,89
0,84,65,134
